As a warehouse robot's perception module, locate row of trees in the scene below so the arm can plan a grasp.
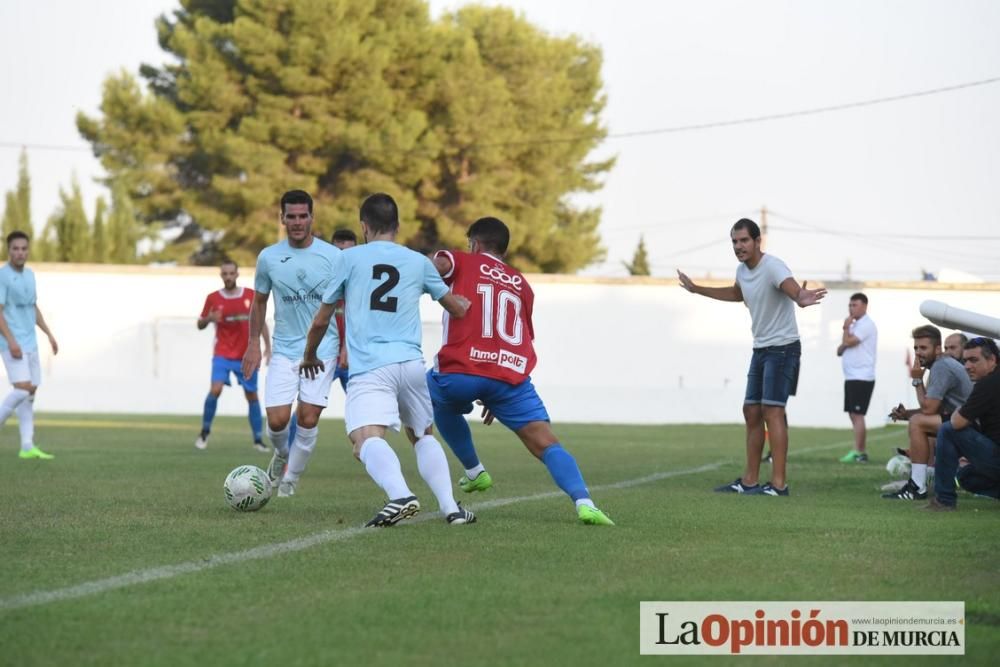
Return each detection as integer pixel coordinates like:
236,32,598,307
77,0,613,271
0,151,138,263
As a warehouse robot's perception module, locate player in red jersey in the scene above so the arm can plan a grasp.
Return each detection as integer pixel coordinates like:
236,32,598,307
427,217,613,525
196,260,271,451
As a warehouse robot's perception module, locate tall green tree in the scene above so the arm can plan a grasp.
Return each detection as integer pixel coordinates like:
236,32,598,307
46,178,92,262
1,149,32,241
107,181,139,264
77,0,611,271
92,196,109,262
623,235,651,276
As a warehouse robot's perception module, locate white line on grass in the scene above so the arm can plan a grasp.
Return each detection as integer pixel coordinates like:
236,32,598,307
0,462,724,613
0,430,901,613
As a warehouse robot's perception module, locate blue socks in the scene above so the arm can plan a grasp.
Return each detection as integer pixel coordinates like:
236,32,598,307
287,413,298,446
433,405,480,469
542,444,589,502
248,400,263,441
202,393,218,433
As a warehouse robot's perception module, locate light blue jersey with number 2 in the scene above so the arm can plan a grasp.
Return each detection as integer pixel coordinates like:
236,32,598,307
323,241,448,377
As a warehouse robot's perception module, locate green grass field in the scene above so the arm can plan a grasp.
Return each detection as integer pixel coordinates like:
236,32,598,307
2,414,998,666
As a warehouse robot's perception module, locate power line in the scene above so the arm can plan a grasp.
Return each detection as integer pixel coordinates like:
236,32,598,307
3,75,999,153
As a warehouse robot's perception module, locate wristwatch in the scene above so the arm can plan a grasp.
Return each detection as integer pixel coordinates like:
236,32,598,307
912,379,923,387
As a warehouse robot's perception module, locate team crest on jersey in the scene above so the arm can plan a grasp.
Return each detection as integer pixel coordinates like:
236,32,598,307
479,263,523,291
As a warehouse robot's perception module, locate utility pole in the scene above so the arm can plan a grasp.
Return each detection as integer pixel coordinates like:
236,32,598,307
760,204,768,250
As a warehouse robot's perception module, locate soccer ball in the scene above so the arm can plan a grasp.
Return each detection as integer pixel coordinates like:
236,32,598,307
885,455,911,479
224,465,272,511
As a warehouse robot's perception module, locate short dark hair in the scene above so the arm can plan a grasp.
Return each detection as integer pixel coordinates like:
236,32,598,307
220,260,238,270
280,190,313,214
849,292,868,304
467,217,510,255
6,230,29,246
731,218,761,240
912,324,942,346
359,193,399,235
331,228,357,244
965,337,999,361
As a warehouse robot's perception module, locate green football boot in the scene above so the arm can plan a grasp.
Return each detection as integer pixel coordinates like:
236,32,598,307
578,505,614,526
458,471,493,493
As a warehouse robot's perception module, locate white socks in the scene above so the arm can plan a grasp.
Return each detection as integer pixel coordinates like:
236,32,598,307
911,464,928,492
267,423,291,457
359,437,412,500
15,395,34,451
0,388,30,426
414,435,459,515
284,425,318,483
464,463,486,480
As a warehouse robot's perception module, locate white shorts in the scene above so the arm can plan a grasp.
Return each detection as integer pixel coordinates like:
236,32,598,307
344,359,434,435
2,348,41,387
264,354,337,408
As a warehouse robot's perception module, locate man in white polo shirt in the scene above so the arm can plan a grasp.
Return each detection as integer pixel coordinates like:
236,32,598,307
837,292,878,463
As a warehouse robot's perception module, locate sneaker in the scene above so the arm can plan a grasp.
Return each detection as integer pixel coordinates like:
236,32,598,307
762,451,773,463
882,478,927,500
578,505,615,525
266,450,288,484
922,497,956,512
459,471,493,493
18,446,54,460
839,450,868,463
277,480,296,497
365,496,420,527
252,440,268,453
446,504,476,525
714,478,759,494
746,483,789,496
195,432,209,450
880,479,908,493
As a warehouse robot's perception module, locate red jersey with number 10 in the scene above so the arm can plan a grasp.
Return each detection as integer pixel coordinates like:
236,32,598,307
434,250,536,385
201,287,254,359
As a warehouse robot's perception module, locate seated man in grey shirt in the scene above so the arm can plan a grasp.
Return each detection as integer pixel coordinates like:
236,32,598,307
885,324,973,500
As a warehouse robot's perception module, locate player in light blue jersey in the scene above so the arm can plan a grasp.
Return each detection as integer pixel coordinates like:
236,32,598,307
301,193,474,527
242,190,342,497
0,231,59,460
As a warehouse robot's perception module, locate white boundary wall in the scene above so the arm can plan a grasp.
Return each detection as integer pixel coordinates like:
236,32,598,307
15,264,1000,428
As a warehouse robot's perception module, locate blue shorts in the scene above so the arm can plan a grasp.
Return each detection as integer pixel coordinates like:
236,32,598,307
426,371,550,432
744,341,800,407
334,365,349,392
211,356,258,392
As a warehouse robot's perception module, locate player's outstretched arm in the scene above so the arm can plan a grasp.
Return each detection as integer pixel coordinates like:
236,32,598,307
34,305,58,355
300,302,334,380
676,270,743,302
242,291,269,378
780,278,827,308
440,293,470,318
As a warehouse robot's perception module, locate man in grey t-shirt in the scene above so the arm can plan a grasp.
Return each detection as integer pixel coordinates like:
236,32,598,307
678,218,826,497
885,324,973,501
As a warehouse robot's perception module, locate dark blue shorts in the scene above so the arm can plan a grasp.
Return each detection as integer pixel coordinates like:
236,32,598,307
426,370,550,432
211,355,258,392
744,341,800,407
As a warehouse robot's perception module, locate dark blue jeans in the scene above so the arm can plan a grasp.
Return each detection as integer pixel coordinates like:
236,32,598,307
934,421,1000,506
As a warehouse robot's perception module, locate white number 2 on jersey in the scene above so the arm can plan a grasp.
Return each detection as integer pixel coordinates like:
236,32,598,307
476,283,523,345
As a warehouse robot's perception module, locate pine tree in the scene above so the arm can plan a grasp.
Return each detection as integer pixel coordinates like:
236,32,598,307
77,0,611,271
92,196,108,262
1,149,32,241
107,181,138,264
47,178,91,262
623,235,651,276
